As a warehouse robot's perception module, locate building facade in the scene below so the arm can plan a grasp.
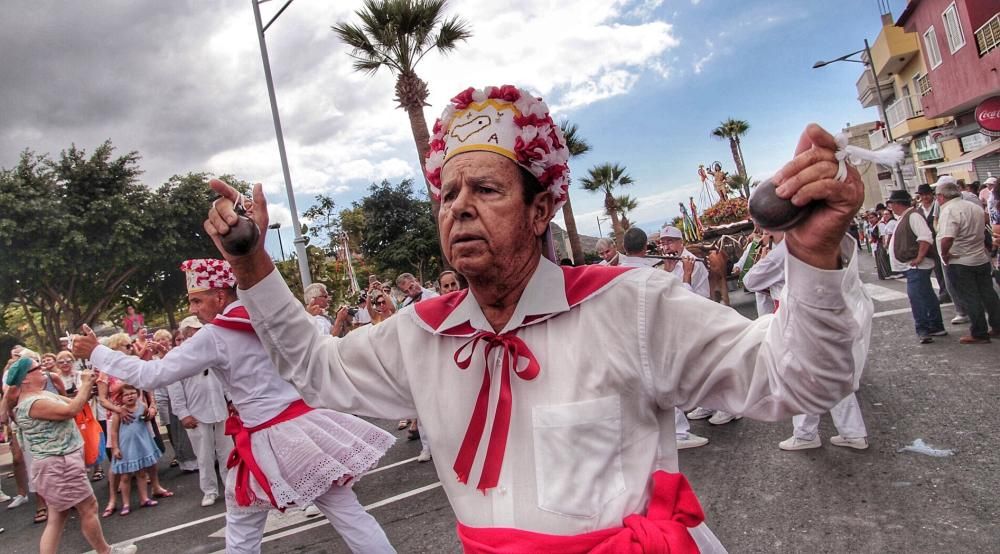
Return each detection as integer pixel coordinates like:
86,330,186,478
898,0,1000,183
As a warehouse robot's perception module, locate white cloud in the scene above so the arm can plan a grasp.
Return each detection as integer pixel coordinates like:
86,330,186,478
267,202,293,227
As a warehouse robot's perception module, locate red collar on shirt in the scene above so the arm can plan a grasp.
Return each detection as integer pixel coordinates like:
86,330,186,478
411,261,634,492
211,302,254,334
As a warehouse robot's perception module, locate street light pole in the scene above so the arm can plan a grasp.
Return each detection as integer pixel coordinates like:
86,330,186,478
813,39,906,189
251,0,311,287
268,222,285,261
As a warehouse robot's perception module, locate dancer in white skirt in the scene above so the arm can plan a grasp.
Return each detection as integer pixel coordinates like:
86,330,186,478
72,259,395,554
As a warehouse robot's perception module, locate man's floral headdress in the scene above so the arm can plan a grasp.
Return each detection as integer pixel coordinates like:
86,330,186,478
424,85,570,210
180,258,236,293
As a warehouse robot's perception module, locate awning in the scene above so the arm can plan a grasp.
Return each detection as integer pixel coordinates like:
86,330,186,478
919,140,1000,171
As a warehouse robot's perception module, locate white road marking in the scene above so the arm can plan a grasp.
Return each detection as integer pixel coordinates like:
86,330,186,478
863,283,909,302
84,512,228,552
366,456,418,475
873,303,953,319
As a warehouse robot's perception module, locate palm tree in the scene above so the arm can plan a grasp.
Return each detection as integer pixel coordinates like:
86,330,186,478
725,174,755,199
612,194,639,230
333,0,472,221
711,118,750,179
558,121,591,264
580,163,635,250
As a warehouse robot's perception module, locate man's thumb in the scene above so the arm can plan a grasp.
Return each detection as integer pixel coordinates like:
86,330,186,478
81,324,96,337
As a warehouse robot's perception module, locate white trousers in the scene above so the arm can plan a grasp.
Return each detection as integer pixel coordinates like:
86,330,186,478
674,407,690,438
224,484,395,554
792,393,867,441
185,421,230,496
418,420,430,453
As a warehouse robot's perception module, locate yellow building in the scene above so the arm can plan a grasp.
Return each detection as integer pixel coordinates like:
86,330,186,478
856,12,972,194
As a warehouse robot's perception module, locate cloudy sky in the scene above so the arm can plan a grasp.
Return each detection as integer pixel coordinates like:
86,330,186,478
2,0,906,257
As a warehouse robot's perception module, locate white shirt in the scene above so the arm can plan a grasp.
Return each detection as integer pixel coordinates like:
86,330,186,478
664,248,710,298
400,287,439,307
313,315,332,336
937,197,990,266
91,301,301,427
167,368,229,424
239,240,871,534
353,307,372,326
743,241,787,316
888,211,936,273
617,254,660,269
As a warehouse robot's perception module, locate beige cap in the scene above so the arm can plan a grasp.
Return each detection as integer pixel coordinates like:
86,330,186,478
179,316,204,331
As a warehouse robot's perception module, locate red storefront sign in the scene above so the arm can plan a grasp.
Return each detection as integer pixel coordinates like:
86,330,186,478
976,96,1000,138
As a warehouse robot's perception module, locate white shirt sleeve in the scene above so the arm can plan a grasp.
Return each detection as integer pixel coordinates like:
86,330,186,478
90,328,224,390
646,235,872,419
909,211,933,244
239,269,416,419
742,241,787,293
167,380,190,420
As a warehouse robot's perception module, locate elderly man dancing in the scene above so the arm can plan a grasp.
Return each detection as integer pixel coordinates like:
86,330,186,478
204,85,872,552
73,260,395,554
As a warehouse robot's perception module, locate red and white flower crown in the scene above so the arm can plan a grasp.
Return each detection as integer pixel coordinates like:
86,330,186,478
424,85,570,210
180,258,236,293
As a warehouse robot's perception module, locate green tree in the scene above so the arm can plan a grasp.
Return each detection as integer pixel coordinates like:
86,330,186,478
580,163,635,251
333,0,471,223
711,118,750,179
0,143,153,350
302,194,340,252
725,174,755,199
612,194,639,230
353,178,441,281
558,121,591,265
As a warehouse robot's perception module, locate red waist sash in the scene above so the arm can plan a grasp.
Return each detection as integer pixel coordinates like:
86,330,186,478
456,471,704,554
225,399,314,508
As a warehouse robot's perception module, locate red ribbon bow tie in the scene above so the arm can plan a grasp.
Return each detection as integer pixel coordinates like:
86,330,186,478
452,330,540,492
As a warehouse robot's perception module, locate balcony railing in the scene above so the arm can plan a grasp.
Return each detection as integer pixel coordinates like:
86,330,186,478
975,13,999,57
916,74,932,96
886,95,924,129
868,127,890,150
916,144,944,162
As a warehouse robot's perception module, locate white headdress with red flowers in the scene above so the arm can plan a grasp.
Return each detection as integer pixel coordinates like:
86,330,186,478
424,85,571,210
180,258,236,293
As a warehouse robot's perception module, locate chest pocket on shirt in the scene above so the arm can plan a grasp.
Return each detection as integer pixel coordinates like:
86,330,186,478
532,395,625,518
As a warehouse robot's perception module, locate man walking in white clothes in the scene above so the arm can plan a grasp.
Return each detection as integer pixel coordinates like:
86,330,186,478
168,316,231,507
73,259,395,554
743,230,869,451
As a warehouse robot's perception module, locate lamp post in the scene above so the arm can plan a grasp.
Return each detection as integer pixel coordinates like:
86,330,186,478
813,39,906,189
251,0,311,287
596,216,610,238
268,222,285,261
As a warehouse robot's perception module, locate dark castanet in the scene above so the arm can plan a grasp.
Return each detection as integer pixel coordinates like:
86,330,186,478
748,179,814,230
220,202,260,257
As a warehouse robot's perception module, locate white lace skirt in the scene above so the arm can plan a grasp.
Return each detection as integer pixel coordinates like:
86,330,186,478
224,409,395,513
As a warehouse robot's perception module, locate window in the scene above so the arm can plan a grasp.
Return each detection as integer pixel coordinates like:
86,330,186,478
916,74,932,96
923,26,943,68
960,133,990,153
942,2,965,53
976,13,1000,57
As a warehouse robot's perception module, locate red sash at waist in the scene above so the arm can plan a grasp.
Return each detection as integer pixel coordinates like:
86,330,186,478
456,471,704,553
225,399,314,508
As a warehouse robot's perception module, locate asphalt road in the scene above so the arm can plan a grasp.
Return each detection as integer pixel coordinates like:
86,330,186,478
2,251,997,553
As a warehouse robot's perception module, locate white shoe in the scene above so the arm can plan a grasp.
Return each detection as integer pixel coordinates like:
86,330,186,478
110,544,138,554
830,435,869,450
7,494,28,509
417,447,432,462
685,407,714,420
179,461,199,472
200,493,217,507
708,411,740,425
778,436,821,451
951,315,969,324
0,492,10,503
303,504,321,517
676,433,709,449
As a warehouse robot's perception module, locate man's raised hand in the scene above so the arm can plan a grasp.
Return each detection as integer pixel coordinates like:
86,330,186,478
72,324,100,360
204,179,275,288
772,124,863,269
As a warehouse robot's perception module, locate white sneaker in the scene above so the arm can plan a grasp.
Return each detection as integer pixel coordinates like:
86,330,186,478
303,504,321,517
951,315,969,324
676,433,709,449
7,494,28,509
179,461,199,472
778,436,821,451
830,435,869,450
200,493,217,507
110,544,138,554
708,411,740,425
685,407,714,420
0,492,10,503
417,447,432,462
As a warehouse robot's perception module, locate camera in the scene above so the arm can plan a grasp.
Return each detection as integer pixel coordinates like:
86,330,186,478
347,307,359,317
